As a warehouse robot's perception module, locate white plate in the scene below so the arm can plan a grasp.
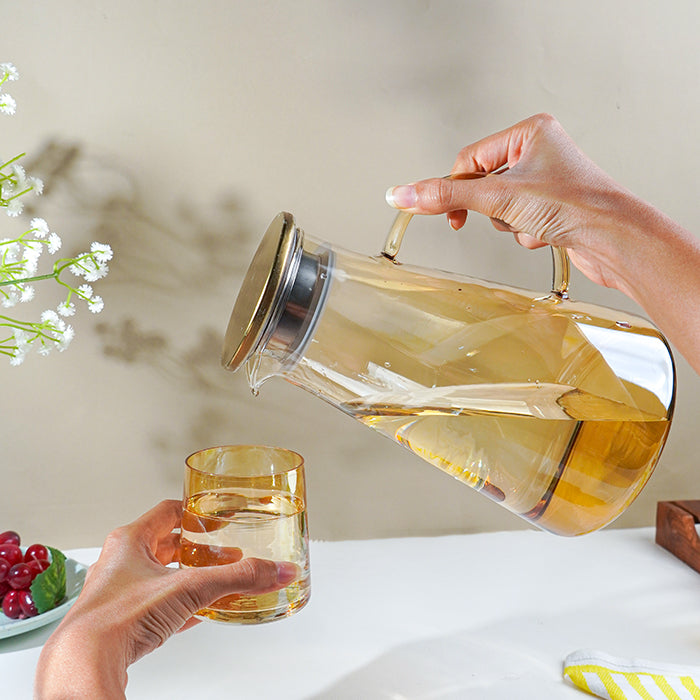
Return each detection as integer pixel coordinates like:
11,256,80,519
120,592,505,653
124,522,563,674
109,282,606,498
0,556,87,639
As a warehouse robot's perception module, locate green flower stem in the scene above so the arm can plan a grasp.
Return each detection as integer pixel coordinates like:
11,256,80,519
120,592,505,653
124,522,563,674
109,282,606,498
0,185,33,203
0,153,25,170
0,316,64,347
0,324,49,354
0,254,92,287
0,315,50,330
0,254,96,311
0,271,57,286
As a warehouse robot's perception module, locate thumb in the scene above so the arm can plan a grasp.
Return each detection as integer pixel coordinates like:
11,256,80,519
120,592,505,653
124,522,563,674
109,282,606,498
386,176,503,218
180,558,300,611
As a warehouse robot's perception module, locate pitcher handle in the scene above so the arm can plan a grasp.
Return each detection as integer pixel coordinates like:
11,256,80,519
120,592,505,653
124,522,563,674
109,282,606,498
550,244,570,298
382,171,570,298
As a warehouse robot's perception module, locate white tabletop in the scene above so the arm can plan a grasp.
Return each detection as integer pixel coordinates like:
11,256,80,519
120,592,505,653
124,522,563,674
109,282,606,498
1,527,699,699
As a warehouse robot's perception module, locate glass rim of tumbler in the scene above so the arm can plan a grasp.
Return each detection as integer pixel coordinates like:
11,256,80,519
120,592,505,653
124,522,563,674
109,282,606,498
184,444,304,480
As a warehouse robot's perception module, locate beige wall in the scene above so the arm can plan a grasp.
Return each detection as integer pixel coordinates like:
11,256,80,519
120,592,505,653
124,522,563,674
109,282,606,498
2,1,698,547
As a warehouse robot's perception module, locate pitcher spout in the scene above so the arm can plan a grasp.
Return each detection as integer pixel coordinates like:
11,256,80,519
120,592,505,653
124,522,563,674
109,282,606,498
245,352,280,396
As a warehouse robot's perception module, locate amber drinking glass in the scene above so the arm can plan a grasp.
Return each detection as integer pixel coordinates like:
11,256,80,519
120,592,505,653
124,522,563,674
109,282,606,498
179,445,310,624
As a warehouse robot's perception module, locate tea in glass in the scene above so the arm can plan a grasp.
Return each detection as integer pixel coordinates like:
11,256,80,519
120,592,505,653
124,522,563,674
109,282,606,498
180,445,310,623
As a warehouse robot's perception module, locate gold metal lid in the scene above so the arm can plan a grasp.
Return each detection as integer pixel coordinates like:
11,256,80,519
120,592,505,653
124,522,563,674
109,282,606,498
221,212,301,371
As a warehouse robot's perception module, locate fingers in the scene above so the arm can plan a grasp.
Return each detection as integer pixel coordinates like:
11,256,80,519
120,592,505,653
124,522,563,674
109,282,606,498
512,231,548,250
111,500,183,557
449,130,512,176
154,531,183,566
385,113,565,225
385,178,459,214
222,558,300,594
451,113,563,177
491,217,548,248
131,499,182,538
386,176,503,219
447,210,468,231
490,217,516,233
450,113,545,175
179,543,243,567
177,618,201,634
181,558,301,611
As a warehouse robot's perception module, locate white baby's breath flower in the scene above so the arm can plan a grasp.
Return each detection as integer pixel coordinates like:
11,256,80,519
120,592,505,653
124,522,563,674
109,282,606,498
41,309,60,326
90,242,113,263
9,351,25,366
10,164,27,188
57,324,74,351
30,218,49,237
1,239,20,263
69,257,108,281
29,176,43,195
19,258,38,277
49,316,65,335
6,198,23,216
0,94,16,115
50,318,67,343
47,232,61,254
11,329,30,366
2,289,18,307
88,295,104,313
0,63,19,81
13,327,30,348
84,262,108,282
57,300,75,317
22,241,42,274
1,60,113,365
77,284,93,299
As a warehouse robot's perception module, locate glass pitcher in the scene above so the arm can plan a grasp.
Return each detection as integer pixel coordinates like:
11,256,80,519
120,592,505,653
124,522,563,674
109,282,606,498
221,209,675,536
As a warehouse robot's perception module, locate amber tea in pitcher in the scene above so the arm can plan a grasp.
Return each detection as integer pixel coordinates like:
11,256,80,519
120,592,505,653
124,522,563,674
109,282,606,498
222,211,675,536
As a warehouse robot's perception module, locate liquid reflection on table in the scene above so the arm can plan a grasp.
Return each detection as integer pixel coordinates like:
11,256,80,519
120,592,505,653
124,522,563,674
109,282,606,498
1,528,699,699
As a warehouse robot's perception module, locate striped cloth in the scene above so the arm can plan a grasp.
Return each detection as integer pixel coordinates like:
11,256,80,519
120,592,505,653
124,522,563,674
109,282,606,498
564,650,700,699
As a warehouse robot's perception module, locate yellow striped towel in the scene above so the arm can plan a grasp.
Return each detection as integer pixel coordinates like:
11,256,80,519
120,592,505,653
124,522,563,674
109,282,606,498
563,650,700,699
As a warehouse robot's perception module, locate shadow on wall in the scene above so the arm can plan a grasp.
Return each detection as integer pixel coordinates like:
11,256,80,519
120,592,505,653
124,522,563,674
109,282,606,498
23,139,256,398
20,141,390,537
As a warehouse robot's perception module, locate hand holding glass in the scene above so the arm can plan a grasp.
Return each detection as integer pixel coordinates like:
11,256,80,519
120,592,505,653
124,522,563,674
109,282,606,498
179,445,310,624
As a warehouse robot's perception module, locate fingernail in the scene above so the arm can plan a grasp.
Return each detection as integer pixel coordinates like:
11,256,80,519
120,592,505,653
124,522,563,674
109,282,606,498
276,562,300,584
385,184,417,209
448,214,462,231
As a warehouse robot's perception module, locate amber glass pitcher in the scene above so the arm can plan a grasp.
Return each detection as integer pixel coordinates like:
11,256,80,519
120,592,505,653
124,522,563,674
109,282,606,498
222,210,675,536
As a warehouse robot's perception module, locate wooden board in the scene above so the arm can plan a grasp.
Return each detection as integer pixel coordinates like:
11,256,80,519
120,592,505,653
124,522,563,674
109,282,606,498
656,500,700,573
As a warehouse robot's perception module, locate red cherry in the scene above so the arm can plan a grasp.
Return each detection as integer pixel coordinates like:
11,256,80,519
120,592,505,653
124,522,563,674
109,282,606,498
0,580,10,602
0,544,22,567
2,590,21,619
0,557,10,583
18,589,38,618
26,559,49,579
24,544,49,563
0,531,20,546
7,563,33,590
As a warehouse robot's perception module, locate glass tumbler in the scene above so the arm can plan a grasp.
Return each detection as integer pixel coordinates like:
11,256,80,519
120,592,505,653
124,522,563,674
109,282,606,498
179,444,310,624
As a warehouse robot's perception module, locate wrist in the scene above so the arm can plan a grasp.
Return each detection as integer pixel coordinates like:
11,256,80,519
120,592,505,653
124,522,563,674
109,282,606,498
566,185,673,299
604,193,694,298
35,617,128,700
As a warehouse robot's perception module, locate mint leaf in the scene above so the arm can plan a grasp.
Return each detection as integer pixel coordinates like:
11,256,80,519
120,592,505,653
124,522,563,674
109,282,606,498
30,546,66,614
